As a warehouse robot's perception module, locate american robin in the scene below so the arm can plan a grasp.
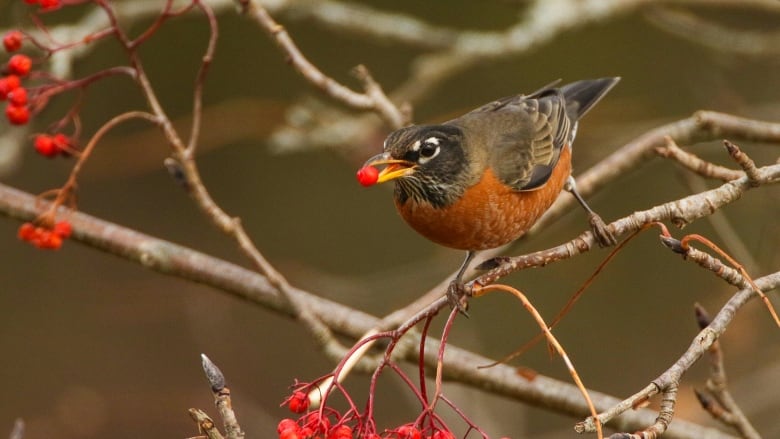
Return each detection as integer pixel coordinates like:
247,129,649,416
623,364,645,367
359,77,619,311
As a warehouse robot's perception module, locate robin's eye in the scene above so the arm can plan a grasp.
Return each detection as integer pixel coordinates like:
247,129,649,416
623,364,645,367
419,143,438,158
416,137,441,164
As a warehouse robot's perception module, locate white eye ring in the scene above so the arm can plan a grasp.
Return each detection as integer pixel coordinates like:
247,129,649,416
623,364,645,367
418,141,440,164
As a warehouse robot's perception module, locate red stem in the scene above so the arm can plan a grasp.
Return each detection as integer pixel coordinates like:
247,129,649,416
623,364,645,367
417,314,436,405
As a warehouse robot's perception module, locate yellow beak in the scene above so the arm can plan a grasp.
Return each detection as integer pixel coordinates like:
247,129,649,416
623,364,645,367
363,153,416,183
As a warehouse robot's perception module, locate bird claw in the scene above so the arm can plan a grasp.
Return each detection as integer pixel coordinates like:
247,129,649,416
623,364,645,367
446,281,470,316
588,212,617,247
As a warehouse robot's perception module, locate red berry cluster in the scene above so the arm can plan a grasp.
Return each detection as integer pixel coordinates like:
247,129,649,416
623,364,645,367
280,391,355,439
34,133,73,157
277,415,352,439
277,415,463,439
393,425,457,439
278,387,480,439
2,29,33,125
18,220,72,250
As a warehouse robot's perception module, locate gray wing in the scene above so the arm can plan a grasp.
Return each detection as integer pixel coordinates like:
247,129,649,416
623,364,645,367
454,89,573,191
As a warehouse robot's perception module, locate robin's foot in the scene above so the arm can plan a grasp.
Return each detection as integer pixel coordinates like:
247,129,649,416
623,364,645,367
446,280,470,316
565,176,617,248
588,212,617,247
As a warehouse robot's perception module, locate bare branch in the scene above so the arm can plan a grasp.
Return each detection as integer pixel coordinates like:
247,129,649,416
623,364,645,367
646,7,780,57
576,271,780,435
680,173,762,274
655,137,743,182
188,409,224,439
239,0,406,129
186,0,220,155
694,305,762,439
724,140,763,186
472,162,780,288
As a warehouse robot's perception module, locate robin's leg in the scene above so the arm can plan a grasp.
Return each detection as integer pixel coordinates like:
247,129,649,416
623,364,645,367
447,251,475,315
565,176,617,247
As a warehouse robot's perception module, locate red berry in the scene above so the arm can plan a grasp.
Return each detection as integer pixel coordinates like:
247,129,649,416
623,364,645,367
5,104,29,125
432,431,455,439
277,419,299,434
34,135,58,157
44,233,63,249
0,75,21,100
54,221,72,239
3,31,23,52
8,54,32,77
8,87,27,106
356,165,379,187
46,133,74,157
396,425,421,439
31,229,61,249
279,429,301,439
17,222,36,241
288,391,309,414
326,425,352,439
29,227,45,245
52,133,72,155
5,75,20,89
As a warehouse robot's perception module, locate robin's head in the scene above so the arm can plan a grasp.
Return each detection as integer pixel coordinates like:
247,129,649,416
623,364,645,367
363,124,469,207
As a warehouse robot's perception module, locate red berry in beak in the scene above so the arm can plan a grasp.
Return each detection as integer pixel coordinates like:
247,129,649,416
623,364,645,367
356,165,379,187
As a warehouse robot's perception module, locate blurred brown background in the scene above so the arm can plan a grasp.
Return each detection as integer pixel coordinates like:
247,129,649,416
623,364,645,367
1,1,779,438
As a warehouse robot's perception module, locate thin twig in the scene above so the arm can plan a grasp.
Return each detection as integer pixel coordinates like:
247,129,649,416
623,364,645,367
670,233,780,326
186,0,219,155
694,305,762,439
188,409,225,439
680,173,761,274
646,6,780,57
197,355,245,439
655,136,743,181
723,140,762,186
475,283,603,439
576,272,780,434
240,0,406,129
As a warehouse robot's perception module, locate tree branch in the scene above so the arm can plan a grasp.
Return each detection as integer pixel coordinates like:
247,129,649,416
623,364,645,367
576,271,780,436
239,0,407,129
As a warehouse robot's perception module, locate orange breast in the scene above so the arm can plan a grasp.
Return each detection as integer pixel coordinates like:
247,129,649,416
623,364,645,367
395,147,572,250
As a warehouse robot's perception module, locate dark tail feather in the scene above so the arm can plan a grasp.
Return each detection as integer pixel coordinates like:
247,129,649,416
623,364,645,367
561,77,620,121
